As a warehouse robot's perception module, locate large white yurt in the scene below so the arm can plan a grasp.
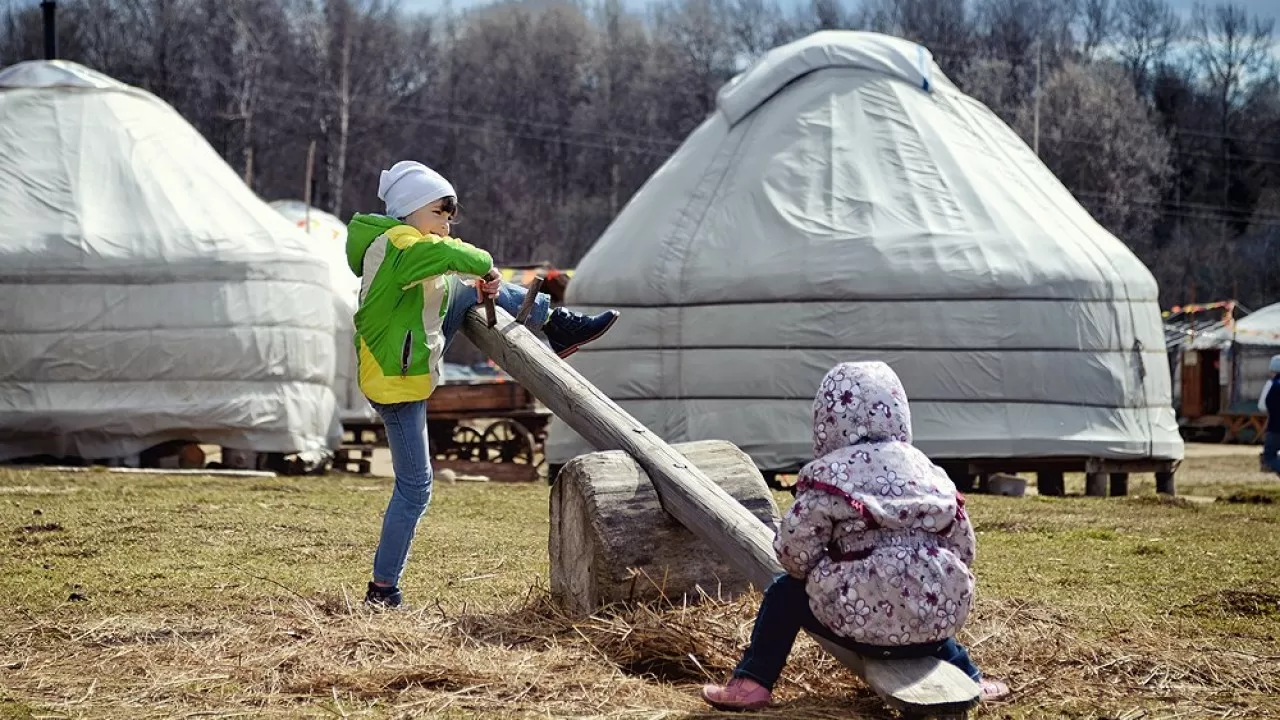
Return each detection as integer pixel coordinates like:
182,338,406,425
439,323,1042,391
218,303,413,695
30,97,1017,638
0,60,342,462
546,31,1184,472
269,199,374,423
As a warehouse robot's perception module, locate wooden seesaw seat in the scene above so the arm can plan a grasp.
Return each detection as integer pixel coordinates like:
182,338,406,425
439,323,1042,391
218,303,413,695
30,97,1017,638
462,302,981,719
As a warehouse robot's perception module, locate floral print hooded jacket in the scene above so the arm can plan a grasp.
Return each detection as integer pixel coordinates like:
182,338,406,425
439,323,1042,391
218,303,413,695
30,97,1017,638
774,361,976,646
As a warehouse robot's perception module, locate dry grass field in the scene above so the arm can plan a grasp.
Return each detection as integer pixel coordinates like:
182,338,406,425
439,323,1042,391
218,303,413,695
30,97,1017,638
2,447,1278,719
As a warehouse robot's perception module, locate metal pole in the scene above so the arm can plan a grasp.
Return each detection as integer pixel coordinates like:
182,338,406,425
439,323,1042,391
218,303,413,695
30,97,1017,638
303,140,316,231
1033,39,1041,155
41,1,58,60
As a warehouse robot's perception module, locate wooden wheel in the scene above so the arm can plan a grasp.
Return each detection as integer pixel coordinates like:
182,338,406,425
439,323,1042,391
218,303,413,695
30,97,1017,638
482,419,537,465
442,425,487,461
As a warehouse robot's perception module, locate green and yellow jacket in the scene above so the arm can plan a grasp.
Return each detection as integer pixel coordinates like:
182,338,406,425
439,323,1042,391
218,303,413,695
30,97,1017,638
345,214,493,404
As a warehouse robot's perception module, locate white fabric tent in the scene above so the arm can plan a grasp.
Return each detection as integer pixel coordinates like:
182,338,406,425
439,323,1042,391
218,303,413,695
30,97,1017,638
268,199,374,423
1229,304,1280,348
0,60,342,462
546,31,1184,471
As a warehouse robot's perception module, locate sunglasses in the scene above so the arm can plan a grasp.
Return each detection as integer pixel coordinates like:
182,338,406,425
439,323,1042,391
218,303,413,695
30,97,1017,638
432,196,460,222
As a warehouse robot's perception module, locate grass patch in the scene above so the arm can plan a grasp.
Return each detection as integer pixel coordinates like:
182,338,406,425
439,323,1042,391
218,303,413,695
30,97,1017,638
1220,488,1280,504
2,450,1279,719
0,700,36,720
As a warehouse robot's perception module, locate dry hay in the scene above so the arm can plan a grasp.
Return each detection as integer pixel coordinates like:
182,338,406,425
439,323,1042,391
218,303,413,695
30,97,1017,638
0,585,869,719
964,596,1280,719
3,586,1279,719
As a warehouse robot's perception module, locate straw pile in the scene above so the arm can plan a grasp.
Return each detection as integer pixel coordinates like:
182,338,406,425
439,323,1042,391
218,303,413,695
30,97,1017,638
2,583,1279,718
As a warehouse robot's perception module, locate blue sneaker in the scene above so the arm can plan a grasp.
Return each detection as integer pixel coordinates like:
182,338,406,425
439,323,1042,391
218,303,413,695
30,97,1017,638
544,308,619,358
364,581,403,608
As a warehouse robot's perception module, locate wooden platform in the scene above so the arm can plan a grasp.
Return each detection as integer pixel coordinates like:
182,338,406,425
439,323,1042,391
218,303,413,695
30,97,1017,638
334,445,375,474
433,459,539,483
342,422,387,447
936,457,1180,498
1181,412,1266,444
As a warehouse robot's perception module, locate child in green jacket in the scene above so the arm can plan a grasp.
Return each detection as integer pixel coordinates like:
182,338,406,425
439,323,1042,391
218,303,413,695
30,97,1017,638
347,160,618,606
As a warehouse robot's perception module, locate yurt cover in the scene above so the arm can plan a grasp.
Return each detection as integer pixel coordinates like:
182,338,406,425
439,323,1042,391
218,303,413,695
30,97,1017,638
268,199,374,422
545,31,1184,471
0,60,341,461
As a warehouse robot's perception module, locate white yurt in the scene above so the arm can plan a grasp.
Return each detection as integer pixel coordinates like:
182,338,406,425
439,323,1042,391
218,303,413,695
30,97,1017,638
0,60,342,462
269,199,374,423
546,31,1184,472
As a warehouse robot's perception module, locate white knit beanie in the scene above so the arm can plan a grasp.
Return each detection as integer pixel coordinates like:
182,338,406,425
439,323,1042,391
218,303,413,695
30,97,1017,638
377,160,456,219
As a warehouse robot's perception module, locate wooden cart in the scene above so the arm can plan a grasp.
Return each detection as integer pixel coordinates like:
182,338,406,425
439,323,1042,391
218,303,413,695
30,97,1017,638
426,378,552,475
339,376,551,482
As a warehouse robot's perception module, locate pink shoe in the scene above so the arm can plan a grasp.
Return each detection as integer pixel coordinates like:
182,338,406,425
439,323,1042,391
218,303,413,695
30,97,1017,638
700,676,772,711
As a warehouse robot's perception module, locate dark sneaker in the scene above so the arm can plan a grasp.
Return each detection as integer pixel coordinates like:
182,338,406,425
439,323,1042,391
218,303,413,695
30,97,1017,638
364,581,403,608
544,308,619,359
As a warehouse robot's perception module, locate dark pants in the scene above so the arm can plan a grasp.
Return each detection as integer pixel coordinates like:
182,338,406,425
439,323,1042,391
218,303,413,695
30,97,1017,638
1264,432,1280,473
733,574,982,690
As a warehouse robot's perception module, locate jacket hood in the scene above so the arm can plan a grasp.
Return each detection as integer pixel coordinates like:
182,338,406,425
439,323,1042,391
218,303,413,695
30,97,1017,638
812,361,913,456
346,213,404,276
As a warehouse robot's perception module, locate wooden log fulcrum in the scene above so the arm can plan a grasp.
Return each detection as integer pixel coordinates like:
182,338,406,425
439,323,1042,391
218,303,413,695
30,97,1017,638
463,302,981,719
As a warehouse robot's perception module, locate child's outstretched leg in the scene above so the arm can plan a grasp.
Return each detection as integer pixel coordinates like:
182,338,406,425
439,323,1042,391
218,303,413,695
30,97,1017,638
441,277,618,358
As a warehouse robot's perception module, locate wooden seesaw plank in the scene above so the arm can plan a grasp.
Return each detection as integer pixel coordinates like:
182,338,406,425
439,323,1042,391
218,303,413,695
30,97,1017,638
462,305,981,719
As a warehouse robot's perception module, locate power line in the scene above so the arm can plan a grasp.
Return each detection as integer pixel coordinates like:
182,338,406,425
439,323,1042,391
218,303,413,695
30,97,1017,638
113,57,1280,228
169,56,1280,160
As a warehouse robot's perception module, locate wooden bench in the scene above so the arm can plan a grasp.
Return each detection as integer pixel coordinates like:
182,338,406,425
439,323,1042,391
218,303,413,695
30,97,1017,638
1221,412,1266,443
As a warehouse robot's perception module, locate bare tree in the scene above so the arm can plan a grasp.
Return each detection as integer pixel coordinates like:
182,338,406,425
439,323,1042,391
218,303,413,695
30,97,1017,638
1016,61,1173,248
955,55,1026,120
726,0,798,59
2,0,1275,284
69,0,133,71
651,0,739,134
1114,0,1180,94
1187,2,1276,242
119,0,200,105
1190,2,1276,128
1,3,48,65
861,0,975,75
1079,0,1115,59
807,0,855,30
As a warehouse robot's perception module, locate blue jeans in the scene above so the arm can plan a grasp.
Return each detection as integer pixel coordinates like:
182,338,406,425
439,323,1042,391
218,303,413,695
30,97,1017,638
1264,432,1280,473
369,278,551,586
733,574,982,690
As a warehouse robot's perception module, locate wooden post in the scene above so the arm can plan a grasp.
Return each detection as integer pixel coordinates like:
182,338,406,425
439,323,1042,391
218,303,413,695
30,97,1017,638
552,440,779,615
515,275,545,325
1155,471,1176,496
483,297,497,328
243,146,254,187
1109,472,1129,497
1038,470,1065,497
1085,472,1108,497
461,306,980,718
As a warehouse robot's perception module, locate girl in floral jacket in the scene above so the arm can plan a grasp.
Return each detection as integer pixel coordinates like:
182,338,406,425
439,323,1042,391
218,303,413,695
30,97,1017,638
701,361,1009,710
